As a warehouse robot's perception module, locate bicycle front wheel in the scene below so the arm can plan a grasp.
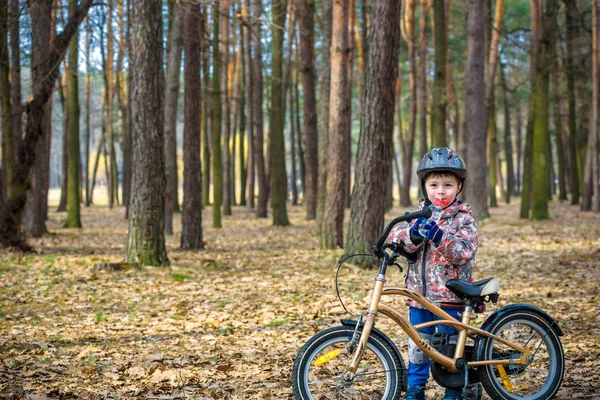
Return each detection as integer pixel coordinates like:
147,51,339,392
477,311,564,400
292,326,403,400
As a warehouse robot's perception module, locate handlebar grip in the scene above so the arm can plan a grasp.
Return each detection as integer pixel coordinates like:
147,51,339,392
372,206,434,257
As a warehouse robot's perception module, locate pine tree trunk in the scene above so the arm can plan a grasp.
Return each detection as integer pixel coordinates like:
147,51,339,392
252,0,268,219
401,0,416,207
222,0,232,216
431,0,447,147
296,0,318,220
126,0,169,265
180,1,204,249
64,0,81,228
85,16,92,206
0,0,14,202
202,4,212,208
57,72,68,213
551,50,567,201
515,102,522,194
164,3,183,234
286,6,298,207
212,0,223,227
242,0,254,209
9,0,20,164
531,0,559,220
270,0,289,226
238,20,247,207
294,60,306,201
591,0,600,212
417,0,428,157
322,0,350,249
344,0,356,210
500,64,515,202
316,0,332,234
345,0,400,267
488,97,498,207
105,0,116,208
463,0,489,220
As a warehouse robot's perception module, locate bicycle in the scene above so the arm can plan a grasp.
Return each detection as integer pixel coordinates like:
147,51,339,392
292,208,565,400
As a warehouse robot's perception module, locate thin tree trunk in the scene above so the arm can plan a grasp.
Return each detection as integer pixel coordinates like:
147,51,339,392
106,0,116,208
270,0,289,226
431,0,447,147
164,2,183,234
417,0,428,157
287,5,298,206
202,3,212,208
213,0,223,227
296,0,319,220
322,0,350,249
180,1,204,249
238,18,247,207
588,0,600,212
294,56,306,202
242,0,255,209
515,102,522,194
551,48,567,201
64,0,82,228
85,16,92,206
0,0,13,202
252,0,268,218
500,64,514,202
57,71,68,212
401,0,416,207
344,0,356,210
90,129,105,203
316,0,332,234
222,0,232,216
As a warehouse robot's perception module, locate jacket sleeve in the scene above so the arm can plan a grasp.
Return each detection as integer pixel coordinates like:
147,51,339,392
434,214,478,265
385,222,424,253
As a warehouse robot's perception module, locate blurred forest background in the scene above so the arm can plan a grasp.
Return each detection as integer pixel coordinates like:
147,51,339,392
0,0,599,264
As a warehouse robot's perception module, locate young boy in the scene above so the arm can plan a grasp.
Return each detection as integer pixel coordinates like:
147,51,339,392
386,147,478,400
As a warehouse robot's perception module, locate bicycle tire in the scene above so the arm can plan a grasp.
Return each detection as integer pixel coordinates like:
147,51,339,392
292,326,403,400
477,310,564,400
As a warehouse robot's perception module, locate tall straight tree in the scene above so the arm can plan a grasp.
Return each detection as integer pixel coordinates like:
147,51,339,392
322,0,350,249
0,0,93,249
105,0,117,208
296,0,319,220
270,0,289,226
201,3,212,208
221,0,232,216
212,0,223,228
585,0,600,212
9,0,21,166
400,0,417,207
242,0,255,209
84,16,92,206
431,0,447,147
125,0,169,265
0,0,13,202
551,50,567,201
531,0,559,220
563,0,580,204
344,0,401,267
164,2,183,235
180,1,203,249
316,0,332,234
252,0,268,218
417,0,428,157
64,0,82,228
463,0,488,220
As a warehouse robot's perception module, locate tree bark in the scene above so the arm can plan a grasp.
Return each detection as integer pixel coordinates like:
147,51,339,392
531,0,559,220
588,0,600,212
322,0,350,249
57,71,68,213
431,0,447,147
238,18,247,207
202,3,212,208
417,0,428,157
212,0,223,227
125,0,169,265
270,0,289,226
345,0,400,267
551,48,567,201
221,0,232,216
64,0,82,228
0,0,92,249
316,0,332,234
252,0,268,218
164,3,183,234
180,1,204,249
463,0,489,220
401,0,416,207
242,0,254,209
0,0,13,202
296,0,319,220
500,64,515,202
85,16,92,206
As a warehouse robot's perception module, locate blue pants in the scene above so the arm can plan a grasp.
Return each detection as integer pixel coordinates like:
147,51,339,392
407,306,462,387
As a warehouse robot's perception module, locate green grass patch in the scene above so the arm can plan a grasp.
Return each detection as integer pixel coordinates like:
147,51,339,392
170,314,185,321
216,327,231,336
266,320,285,328
216,300,231,308
171,273,190,283
94,310,108,324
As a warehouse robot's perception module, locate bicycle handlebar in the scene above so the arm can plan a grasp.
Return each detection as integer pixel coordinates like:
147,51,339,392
372,207,432,258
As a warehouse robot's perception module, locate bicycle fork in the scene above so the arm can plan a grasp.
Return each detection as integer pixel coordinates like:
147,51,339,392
344,275,387,379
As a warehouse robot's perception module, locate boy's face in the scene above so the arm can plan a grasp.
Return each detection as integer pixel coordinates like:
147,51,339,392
424,174,461,204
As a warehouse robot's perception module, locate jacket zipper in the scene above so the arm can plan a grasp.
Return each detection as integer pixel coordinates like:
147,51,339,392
421,241,429,298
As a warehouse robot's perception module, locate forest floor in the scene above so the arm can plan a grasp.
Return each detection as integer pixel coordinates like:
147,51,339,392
0,200,599,399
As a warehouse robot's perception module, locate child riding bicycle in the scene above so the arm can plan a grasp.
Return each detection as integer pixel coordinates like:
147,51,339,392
386,147,478,400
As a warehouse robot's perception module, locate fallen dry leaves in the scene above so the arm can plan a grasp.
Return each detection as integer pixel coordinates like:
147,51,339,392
0,201,599,399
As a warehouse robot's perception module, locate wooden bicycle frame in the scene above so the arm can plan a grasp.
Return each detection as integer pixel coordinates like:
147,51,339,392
346,274,533,376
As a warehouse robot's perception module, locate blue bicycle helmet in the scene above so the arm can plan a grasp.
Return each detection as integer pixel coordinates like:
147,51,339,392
417,147,467,203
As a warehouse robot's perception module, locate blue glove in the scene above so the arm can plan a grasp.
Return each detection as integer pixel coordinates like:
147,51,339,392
409,217,426,244
421,220,444,246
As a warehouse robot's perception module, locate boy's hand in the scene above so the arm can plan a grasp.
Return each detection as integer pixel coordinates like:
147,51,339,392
421,220,444,245
410,217,426,244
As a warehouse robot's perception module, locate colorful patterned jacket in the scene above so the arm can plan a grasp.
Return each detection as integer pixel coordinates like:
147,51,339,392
385,200,478,309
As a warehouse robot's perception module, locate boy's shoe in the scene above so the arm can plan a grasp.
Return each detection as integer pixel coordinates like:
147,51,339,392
403,385,425,400
442,388,463,400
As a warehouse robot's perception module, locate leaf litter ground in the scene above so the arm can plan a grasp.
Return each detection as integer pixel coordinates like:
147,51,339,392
0,201,599,399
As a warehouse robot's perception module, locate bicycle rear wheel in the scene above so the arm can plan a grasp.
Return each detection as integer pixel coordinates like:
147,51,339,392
292,326,403,400
477,311,564,400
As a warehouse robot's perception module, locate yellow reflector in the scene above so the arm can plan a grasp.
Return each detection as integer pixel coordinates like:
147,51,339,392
498,365,513,392
312,349,341,366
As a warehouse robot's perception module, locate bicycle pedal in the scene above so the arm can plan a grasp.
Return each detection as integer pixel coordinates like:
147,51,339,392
462,383,482,400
